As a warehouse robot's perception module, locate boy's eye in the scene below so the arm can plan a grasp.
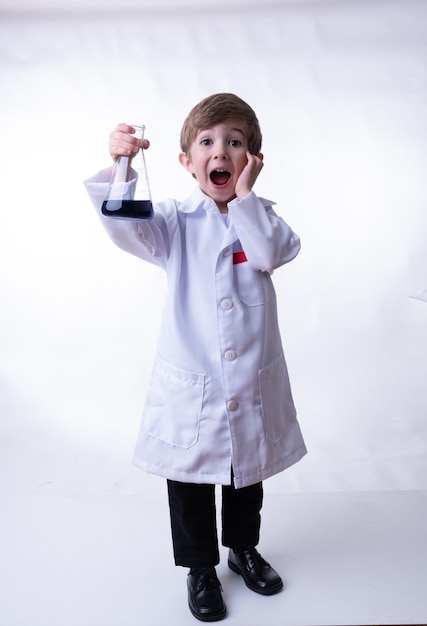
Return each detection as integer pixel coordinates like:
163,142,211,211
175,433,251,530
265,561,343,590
198,137,244,148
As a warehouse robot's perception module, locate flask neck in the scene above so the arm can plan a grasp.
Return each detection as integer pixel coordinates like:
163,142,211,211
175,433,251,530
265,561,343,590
131,124,145,142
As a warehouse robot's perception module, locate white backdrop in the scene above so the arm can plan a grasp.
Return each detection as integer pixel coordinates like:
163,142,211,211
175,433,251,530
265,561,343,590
1,0,426,498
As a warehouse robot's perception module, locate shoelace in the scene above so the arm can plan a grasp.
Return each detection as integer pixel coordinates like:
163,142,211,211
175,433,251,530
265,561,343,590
241,550,270,572
193,568,223,593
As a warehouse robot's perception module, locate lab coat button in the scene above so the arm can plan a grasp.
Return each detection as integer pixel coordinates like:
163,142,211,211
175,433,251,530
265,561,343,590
221,298,233,310
224,350,237,361
227,399,239,411
223,246,232,257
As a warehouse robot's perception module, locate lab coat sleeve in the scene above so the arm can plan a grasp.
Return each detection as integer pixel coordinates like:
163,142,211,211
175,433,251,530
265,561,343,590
228,191,301,273
83,168,171,268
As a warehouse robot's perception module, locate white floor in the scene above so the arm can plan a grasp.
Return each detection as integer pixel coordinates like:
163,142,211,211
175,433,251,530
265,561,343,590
1,490,426,626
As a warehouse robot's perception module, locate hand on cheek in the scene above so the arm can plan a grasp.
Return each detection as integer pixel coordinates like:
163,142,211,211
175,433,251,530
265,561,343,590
235,152,264,200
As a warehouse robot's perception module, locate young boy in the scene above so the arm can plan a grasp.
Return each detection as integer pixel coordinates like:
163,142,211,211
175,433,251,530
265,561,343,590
84,93,306,622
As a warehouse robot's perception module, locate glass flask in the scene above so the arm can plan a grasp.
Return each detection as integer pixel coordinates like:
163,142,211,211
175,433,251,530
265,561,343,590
101,124,153,220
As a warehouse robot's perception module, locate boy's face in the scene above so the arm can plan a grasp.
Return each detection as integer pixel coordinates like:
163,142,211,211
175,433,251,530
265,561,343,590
179,120,251,212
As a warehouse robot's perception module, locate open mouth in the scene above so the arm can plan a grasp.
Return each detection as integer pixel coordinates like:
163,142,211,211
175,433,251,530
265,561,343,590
210,170,231,186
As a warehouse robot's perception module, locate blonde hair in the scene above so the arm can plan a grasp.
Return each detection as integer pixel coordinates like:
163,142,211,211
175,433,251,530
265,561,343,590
180,93,262,155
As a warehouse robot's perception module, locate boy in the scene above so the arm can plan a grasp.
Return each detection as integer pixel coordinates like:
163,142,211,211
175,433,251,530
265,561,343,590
85,93,306,622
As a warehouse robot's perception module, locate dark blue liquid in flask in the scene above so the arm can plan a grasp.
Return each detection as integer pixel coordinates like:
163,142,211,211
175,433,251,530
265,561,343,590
102,124,153,221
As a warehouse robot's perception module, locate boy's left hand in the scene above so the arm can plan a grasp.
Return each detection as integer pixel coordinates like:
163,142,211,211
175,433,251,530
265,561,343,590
235,151,264,200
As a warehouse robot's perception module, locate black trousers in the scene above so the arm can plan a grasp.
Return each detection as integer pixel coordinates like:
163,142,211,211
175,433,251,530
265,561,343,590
167,477,263,568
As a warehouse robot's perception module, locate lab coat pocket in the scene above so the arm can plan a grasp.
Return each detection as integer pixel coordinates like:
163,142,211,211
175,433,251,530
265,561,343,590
234,263,270,307
142,357,205,448
259,353,296,443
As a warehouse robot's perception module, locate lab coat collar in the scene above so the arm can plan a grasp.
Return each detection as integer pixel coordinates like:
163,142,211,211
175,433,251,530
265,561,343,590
178,186,220,214
178,186,276,215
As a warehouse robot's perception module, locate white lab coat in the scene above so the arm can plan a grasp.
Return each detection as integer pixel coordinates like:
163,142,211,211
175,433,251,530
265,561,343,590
84,169,307,488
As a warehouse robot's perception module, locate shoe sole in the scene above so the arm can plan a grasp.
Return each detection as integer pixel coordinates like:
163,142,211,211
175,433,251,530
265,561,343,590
228,559,284,596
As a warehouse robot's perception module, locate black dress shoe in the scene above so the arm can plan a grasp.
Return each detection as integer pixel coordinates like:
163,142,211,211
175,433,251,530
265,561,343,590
228,548,283,595
187,567,226,622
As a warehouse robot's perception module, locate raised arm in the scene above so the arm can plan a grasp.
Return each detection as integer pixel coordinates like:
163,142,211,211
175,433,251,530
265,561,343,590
228,193,301,273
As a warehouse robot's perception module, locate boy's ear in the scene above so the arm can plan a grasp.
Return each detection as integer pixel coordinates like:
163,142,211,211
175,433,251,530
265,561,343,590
179,152,193,174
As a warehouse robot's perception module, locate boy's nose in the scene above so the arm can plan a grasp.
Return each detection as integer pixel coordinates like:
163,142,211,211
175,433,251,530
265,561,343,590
214,144,229,159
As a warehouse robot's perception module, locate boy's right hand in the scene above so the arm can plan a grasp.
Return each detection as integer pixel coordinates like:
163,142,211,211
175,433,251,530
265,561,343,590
109,123,150,161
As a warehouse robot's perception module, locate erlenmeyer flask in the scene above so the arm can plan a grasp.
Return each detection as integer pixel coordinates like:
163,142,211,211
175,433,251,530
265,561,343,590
101,124,153,220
